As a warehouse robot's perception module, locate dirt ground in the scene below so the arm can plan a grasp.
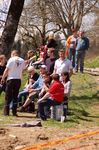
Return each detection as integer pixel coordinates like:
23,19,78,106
0,122,99,150
0,64,99,150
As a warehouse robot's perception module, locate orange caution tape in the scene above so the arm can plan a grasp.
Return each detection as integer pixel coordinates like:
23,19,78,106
23,130,99,150
67,142,99,150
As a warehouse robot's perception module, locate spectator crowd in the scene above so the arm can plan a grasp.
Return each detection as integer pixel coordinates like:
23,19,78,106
0,29,89,121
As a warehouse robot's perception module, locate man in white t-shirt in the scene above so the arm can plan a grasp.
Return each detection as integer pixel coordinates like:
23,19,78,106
53,49,73,81
1,50,25,116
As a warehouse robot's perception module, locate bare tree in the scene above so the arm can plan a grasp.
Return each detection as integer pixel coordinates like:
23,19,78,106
47,0,99,38
0,0,25,55
18,0,61,47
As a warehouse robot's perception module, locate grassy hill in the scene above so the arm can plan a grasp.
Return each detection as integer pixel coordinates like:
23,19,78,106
0,58,99,128
85,56,99,68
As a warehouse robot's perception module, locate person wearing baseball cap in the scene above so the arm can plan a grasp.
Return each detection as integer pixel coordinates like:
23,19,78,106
19,64,47,112
17,65,39,106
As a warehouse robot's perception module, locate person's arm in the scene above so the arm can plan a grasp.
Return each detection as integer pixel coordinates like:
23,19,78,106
69,69,73,77
64,81,71,96
1,68,9,84
31,79,39,89
24,80,28,88
33,58,43,65
53,60,57,74
53,68,56,74
37,92,50,103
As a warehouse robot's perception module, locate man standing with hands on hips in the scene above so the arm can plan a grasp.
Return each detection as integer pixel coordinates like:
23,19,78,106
1,50,25,116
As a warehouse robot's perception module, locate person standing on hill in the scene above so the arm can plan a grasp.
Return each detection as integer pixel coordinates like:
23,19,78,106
75,31,89,73
66,29,78,68
1,50,25,116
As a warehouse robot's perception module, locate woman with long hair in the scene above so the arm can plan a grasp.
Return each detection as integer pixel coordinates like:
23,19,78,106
62,72,72,113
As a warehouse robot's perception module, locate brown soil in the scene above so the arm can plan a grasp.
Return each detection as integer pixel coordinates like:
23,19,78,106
0,125,99,150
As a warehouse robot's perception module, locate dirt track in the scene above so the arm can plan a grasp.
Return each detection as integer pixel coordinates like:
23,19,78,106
0,124,99,150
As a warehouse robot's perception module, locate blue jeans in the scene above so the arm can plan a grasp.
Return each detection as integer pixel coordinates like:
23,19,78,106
38,98,61,120
17,89,29,105
75,51,85,73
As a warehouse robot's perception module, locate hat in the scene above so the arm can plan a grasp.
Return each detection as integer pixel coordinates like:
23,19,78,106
28,66,35,72
40,65,47,70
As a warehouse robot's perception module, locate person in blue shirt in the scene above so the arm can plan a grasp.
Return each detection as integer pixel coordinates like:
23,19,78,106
75,31,89,73
19,65,47,112
17,66,39,106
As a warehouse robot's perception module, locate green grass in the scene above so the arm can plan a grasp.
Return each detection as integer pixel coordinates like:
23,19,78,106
0,71,99,128
45,73,99,128
85,56,99,68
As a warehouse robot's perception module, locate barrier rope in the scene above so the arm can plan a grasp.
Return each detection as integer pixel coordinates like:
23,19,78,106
67,142,99,150
23,130,99,150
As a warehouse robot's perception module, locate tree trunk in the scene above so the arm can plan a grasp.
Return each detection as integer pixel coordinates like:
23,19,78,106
0,0,25,56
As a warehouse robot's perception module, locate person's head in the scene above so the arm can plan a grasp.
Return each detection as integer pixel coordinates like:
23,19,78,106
27,50,34,59
59,49,65,60
11,50,19,57
79,30,85,38
48,31,54,40
28,66,35,75
61,72,70,83
43,72,51,84
52,73,59,81
39,65,47,74
0,54,6,65
72,29,78,38
47,48,55,57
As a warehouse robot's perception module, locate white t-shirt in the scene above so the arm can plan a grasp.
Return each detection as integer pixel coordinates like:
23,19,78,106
63,81,71,98
7,56,25,80
54,58,73,77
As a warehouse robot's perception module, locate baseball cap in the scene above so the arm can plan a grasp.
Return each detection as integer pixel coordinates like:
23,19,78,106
40,65,47,70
